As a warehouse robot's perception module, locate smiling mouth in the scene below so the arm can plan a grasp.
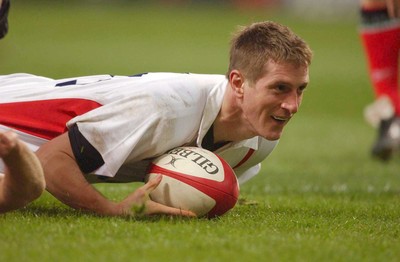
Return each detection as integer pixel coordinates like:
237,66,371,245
272,115,291,123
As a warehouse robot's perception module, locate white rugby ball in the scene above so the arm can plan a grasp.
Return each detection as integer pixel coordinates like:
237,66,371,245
146,147,239,218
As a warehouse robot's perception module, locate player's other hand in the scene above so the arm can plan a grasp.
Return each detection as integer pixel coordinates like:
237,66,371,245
119,174,196,217
0,131,18,158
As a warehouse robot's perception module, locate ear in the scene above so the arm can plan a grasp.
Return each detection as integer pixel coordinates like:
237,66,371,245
228,70,244,98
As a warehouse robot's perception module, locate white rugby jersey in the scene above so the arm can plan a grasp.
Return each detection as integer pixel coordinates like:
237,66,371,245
0,72,278,184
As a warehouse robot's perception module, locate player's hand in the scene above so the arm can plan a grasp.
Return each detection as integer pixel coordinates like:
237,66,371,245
0,131,18,158
119,174,196,217
387,0,400,18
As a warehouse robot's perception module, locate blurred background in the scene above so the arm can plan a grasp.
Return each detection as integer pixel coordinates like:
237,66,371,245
1,0,398,195
2,3,400,261
0,0,360,77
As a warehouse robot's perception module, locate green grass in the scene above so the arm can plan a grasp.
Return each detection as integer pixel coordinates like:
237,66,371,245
1,1,400,261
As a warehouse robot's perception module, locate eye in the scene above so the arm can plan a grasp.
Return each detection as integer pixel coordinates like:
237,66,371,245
298,85,307,95
276,84,288,92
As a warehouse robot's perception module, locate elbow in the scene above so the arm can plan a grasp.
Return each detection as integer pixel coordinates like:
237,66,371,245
15,170,46,207
30,177,46,201
0,177,46,214
16,174,46,207
28,159,47,201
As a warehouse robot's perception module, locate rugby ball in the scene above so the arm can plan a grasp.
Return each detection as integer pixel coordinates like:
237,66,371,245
145,147,239,218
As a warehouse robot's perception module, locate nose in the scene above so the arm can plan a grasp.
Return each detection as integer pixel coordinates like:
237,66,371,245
281,93,300,115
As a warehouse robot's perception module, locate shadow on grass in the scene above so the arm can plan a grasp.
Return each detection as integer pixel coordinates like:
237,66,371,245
14,204,204,223
16,205,89,218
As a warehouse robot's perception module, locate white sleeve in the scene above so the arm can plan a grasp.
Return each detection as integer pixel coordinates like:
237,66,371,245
236,164,261,185
217,138,278,185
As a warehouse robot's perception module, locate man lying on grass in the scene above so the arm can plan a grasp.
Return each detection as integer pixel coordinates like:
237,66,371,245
0,21,312,217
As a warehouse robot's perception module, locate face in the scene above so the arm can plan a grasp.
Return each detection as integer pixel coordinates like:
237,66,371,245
236,60,309,140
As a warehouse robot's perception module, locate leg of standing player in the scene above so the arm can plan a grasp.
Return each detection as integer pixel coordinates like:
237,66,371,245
360,0,400,160
0,0,10,39
0,131,46,214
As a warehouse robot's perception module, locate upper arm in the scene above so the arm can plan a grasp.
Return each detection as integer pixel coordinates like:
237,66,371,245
35,132,90,208
35,132,121,215
36,132,77,182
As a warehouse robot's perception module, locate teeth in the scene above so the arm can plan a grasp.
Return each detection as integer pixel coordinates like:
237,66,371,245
273,116,288,121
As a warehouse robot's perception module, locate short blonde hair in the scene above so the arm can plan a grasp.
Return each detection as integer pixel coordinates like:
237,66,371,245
227,21,313,83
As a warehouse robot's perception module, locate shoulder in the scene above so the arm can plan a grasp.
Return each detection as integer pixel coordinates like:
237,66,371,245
140,72,226,88
136,72,227,104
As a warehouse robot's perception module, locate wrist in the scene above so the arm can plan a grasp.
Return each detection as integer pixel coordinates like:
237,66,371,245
100,200,132,217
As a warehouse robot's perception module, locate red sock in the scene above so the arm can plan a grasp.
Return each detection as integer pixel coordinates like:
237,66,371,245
360,9,400,116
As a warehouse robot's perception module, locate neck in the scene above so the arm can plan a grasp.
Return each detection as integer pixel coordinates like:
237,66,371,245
213,84,255,143
213,114,255,143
